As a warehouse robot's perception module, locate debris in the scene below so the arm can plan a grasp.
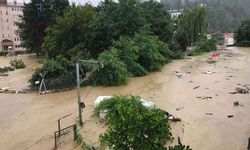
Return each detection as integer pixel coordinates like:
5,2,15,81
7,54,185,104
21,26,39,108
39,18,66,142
227,115,234,118
0,72,8,76
196,96,212,100
229,87,249,94
193,86,200,89
186,71,191,74
233,101,243,107
176,107,184,111
233,101,239,106
176,74,183,79
205,113,213,115
189,81,193,83
202,71,215,75
163,110,181,122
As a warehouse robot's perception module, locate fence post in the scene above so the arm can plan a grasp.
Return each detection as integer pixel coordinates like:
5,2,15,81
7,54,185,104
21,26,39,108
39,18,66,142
73,124,77,140
54,132,57,149
58,119,61,136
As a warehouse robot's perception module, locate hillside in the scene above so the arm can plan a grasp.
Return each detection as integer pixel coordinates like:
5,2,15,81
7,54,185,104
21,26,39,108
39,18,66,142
161,0,250,32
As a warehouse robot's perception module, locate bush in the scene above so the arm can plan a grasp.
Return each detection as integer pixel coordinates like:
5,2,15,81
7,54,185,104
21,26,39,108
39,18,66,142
90,49,128,86
195,38,217,54
235,20,250,47
98,96,172,150
29,56,76,90
10,59,26,69
134,34,171,72
112,36,147,77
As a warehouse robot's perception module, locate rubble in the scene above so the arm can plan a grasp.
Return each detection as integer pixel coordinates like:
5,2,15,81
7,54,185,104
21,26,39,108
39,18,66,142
229,87,249,94
163,110,181,122
205,113,213,115
176,107,184,111
193,86,200,89
196,96,212,100
233,101,243,107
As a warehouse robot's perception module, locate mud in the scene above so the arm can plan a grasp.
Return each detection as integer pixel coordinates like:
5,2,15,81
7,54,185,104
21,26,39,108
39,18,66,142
0,47,250,150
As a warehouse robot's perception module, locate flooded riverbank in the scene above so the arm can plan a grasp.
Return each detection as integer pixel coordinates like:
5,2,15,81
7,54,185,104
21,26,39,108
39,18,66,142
0,47,249,150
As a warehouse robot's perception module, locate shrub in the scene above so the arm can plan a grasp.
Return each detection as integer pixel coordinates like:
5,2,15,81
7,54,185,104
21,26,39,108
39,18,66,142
98,96,172,150
112,36,147,77
235,20,250,47
90,49,128,86
29,56,76,90
134,34,168,72
195,38,217,54
10,59,26,69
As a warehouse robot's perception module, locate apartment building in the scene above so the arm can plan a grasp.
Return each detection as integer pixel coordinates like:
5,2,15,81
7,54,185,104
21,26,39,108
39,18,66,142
0,0,24,51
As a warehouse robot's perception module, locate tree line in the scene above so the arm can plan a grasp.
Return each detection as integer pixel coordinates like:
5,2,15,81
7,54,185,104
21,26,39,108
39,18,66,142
19,0,210,89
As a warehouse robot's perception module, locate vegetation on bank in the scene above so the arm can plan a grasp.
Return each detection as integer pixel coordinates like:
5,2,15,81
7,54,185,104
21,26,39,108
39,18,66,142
0,59,26,74
235,20,250,47
93,96,191,150
27,1,210,89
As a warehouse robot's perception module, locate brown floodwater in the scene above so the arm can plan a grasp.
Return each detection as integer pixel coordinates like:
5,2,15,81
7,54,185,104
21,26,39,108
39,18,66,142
0,47,249,150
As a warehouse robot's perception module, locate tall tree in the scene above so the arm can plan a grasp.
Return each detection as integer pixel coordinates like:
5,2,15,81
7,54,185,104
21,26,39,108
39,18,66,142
175,7,208,49
90,0,144,56
43,4,97,59
19,0,69,57
235,20,250,47
139,0,173,43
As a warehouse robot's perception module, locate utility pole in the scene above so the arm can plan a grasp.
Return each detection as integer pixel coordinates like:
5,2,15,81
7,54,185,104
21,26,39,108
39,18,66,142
76,61,83,126
76,59,103,126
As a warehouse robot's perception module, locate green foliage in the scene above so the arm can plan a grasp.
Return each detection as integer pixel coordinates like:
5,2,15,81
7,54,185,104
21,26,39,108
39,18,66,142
112,36,147,77
29,56,76,90
175,7,208,50
10,59,26,69
195,38,217,53
90,49,128,86
168,145,192,150
43,4,96,59
134,33,169,72
139,0,173,43
19,0,69,56
98,96,172,150
0,59,25,73
235,20,250,47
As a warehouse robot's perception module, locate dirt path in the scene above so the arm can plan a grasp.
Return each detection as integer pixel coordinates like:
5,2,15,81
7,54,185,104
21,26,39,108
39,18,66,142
0,47,249,150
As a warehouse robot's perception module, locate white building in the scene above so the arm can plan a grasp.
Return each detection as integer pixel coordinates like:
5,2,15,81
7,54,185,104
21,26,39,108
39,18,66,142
224,33,235,46
168,9,183,19
0,0,24,51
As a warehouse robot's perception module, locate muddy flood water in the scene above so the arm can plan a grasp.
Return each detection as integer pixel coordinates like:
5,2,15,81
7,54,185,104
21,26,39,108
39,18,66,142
0,47,250,150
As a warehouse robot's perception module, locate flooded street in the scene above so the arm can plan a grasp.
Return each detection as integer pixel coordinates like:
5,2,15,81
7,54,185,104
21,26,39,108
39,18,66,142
0,47,250,150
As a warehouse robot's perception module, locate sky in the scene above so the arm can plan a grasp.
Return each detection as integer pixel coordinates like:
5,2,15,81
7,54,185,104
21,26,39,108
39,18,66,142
14,0,102,6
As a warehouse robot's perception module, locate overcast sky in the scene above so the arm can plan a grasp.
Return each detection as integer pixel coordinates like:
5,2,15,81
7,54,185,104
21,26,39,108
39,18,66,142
15,0,102,6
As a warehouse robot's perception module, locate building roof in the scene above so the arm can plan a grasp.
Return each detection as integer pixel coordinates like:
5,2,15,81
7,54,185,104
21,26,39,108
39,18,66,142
0,1,24,7
224,33,234,38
